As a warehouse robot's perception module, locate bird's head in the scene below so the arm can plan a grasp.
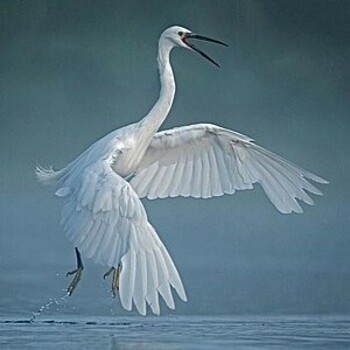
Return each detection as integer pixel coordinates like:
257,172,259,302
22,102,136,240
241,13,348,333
160,25,228,68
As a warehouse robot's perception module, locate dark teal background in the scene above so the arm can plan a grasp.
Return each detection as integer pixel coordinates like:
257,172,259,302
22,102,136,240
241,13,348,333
0,1,349,316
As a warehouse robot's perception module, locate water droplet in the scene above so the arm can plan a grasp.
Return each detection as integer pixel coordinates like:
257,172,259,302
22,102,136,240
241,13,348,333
30,294,69,323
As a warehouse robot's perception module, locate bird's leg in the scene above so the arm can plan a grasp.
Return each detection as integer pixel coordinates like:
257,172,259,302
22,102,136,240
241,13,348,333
103,264,122,298
112,264,122,297
66,247,84,296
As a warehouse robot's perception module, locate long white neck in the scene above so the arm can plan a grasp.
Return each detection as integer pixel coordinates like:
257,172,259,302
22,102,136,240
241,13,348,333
139,40,176,134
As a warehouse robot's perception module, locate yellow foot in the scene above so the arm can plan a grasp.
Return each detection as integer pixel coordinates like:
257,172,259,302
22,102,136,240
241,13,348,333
103,264,121,298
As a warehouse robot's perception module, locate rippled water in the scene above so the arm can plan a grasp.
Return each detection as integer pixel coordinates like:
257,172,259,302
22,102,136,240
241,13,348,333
1,315,349,349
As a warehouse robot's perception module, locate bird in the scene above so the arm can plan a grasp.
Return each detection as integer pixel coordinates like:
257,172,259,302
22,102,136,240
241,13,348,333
36,25,327,316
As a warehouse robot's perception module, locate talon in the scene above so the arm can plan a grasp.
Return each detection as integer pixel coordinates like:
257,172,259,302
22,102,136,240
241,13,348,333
66,268,78,277
66,248,84,296
103,267,114,280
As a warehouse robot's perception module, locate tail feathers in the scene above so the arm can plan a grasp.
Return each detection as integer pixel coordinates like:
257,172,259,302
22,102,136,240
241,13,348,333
35,165,65,186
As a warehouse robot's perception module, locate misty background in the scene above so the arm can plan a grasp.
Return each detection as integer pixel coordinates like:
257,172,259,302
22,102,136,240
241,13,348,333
0,0,349,316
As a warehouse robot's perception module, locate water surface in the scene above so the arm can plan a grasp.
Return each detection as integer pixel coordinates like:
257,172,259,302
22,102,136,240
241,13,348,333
1,315,349,349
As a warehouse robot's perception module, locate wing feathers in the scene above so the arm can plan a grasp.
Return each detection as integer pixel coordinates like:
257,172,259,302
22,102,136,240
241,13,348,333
130,123,326,213
158,243,187,302
120,250,136,311
145,250,160,315
131,251,147,315
209,146,224,196
169,161,186,197
192,154,203,198
180,157,193,197
153,245,175,310
201,151,211,198
159,164,177,198
213,143,234,194
54,160,186,315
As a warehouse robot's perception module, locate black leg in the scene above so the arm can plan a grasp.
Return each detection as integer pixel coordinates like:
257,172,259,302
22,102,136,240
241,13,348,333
66,247,84,296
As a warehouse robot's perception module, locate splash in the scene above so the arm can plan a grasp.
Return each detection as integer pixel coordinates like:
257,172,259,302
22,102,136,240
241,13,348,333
29,293,69,323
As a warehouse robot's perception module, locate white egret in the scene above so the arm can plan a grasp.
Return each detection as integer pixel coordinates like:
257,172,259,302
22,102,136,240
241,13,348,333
36,25,327,316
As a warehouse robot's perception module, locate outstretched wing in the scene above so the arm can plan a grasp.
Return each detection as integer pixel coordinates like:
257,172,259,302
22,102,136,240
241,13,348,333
52,160,187,315
130,123,328,214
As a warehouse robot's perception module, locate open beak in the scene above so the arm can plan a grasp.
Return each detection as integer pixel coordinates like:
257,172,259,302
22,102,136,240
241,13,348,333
182,33,228,68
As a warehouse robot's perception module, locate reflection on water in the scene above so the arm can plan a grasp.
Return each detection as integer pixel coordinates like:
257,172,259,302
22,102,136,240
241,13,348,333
1,315,350,350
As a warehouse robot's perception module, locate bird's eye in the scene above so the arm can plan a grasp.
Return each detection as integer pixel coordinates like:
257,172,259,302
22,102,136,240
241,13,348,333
178,31,184,37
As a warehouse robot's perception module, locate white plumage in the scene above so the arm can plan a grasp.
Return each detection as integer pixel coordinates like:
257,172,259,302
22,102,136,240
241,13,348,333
36,26,327,316
132,123,326,213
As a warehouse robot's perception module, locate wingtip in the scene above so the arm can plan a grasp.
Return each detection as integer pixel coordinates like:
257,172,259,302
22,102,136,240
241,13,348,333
138,308,147,317
178,290,188,303
151,309,160,316
313,175,329,184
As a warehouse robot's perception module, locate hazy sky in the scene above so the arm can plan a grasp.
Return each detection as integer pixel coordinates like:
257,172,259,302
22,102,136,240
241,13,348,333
0,0,349,316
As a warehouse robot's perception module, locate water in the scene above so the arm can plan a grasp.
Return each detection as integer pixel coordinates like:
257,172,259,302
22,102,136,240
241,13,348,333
1,315,349,349
1,194,349,348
